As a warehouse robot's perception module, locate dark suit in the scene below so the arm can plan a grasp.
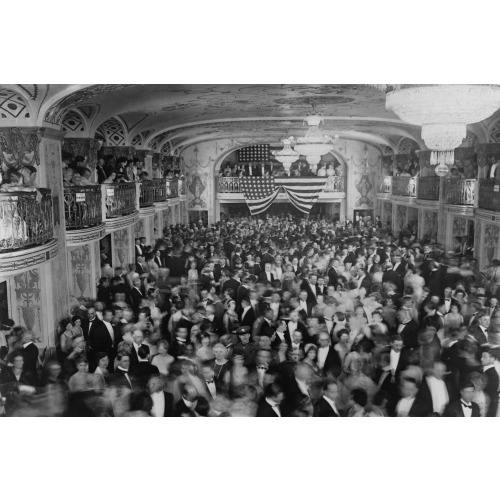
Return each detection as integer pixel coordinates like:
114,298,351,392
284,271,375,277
22,342,39,380
130,287,144,312
483,366,499,417
239,307,257,330
129,344,151,366
327,267,339,288
109,368,133,390
413,376,457,417
469,325,488,346
259,319,275,338
398,320,419,350
317,346,341,378
313,396,340,417
258,271,275,284
256,398,281,417
443,399,480,417
222,278,241,295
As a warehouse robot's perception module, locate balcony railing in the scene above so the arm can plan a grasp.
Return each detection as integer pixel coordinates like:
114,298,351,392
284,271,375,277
478,179,500,211
103,183,137,219
444,178,476,206
0,189,53,252
139,180,156,207
323,176,345,192
218,176,346,194
392,176,417,197
417,176,440,201
64,186,102,230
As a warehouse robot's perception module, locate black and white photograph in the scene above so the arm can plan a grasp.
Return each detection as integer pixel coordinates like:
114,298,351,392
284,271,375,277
2,2,499,500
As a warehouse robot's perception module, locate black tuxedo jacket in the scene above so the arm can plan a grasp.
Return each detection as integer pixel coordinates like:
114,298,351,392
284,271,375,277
313,397,340,417
109,369,133,390
222,278,241,295
130,287,144,312
258,272,275,284
413,376,457,417
483,367,499,417
129,344,151,366
236,284,251,310
256,398,281,417
285,321,308,341
443,399,480,417
318,346,342,378
398,320,419,350
22,343,39,378
300,280,318,305
88,320,113,354
239,307,257,329
327,267,339,287
259,320,275,338
469,325,488,346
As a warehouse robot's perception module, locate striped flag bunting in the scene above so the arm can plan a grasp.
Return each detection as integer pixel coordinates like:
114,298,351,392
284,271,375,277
240,177,327,215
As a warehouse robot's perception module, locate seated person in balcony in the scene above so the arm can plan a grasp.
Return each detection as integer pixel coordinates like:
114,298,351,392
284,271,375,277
63,167,75,187
74,167,95,186
0,170,32,192
102,171,116,184
449,167,464,179
115,157,128,181
96,158,109,184
317,163,327,177
334,164,343,177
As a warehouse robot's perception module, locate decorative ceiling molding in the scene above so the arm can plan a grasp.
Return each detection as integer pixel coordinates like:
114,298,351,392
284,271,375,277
0,87,32,120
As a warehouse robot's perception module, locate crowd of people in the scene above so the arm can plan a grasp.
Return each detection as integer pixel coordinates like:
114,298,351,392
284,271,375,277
61,154,182,187
220,160,343,177
1,213,499,417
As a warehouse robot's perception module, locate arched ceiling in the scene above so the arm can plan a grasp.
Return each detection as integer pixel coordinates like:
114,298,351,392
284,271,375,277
2,84,500,152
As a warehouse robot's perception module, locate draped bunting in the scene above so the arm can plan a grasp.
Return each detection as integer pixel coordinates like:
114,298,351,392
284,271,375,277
240,177,327,215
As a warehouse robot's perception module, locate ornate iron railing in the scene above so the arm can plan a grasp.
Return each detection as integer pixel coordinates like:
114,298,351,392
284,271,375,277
444,178,476,206
151,179,166,202
323,176,346,192
478,179,500,211
139,180,156,207
103,183,137,218
0,189,53,252
416,176,440,201
64,186,102,230
218,176,346,194
392,176,417,197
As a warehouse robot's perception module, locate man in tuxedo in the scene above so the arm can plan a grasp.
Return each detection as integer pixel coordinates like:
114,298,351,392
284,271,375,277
88,308,115,371
239,297,257,330
260,245,274,266
316,332,342,378
286,310,308,343
396,308,419,350
297,290,313,318
257,382,284,417
282,362,313,416
130,278,144,314
383,263,402,294
109,353,133,390
316,276,326,296
394,377,426,417
153,250,164,268
175,384,201,417
258,263,275,284
129,330,150,366
481,347,500,417
21,332,39,383
443,382,480,417
259,308,275,338
221,271,241,295
313,380,340,417
441,287,460,314
148,375,174,417
82,307,105,344
327,259,341,288
134,238,143,259
392,252,406,279
413,361,456,416
469,315,490,346
301,274,318,305
343,244,357,266
134,256,148,277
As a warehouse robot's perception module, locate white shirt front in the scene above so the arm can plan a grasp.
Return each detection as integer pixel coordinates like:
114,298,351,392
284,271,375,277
396,397,415,417
205,380,217,399
426,376,449,415
288,321,297,336
151,391,165,417
299,300,308,313
270,302,280,321
317,346,329,370
460,399,473,417
389,349,401,375
490,163,498,178
444,298,452,313
265,397,281,417
295,378,310,396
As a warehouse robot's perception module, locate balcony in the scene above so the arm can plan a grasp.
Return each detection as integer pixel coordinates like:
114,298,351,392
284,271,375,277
416,177,440,201
444,179,476,206
103,183,137,218
378,176,392,195
218,176,346,195
64,185,102,229
392,176,417,198
167,178,179,198
0,189,58,275
478,179,500,212
139,180,156,207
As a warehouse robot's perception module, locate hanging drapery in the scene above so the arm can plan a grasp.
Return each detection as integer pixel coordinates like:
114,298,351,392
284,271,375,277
240,177,327,215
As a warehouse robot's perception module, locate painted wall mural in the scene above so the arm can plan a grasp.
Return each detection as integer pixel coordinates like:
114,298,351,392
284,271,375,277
0,127,42,170
483,224,500,269
453,217,468,237
69,245,92,300
134,219,145,239
396,205,407,231
113,228,129,268
13,269,42,342
423,211,438,241
383,201,392,229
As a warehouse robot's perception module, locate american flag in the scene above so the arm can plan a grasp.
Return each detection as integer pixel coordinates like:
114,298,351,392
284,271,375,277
240,177,280,215
237,144,270,162
240,177,328,215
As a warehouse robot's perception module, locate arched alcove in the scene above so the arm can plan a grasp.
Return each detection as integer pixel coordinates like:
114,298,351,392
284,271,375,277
96,117,127,146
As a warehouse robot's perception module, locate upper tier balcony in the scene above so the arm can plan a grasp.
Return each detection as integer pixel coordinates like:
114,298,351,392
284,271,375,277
444,179,476,206
64,185,103,229
0,189,58,275
217,176,346,199
478,179,500,212
416,177,440,201
391,176,417,198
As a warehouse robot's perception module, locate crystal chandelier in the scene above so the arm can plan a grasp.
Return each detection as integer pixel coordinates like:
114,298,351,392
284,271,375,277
382,84,500,175
273,137,300,175
294,114,337,172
